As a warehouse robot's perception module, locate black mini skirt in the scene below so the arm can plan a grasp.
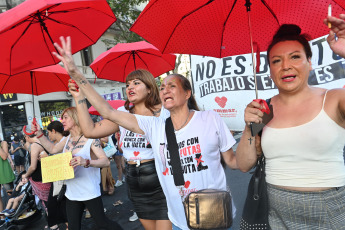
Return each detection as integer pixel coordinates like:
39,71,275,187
126,160,169,220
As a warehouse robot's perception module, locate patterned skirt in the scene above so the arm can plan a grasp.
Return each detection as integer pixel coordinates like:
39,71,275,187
29,178,51,202
267,184,345,230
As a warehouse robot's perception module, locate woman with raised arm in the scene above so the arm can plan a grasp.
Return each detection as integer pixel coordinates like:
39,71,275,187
52,37,238,230
67,68,171,230
31,107,123,230
236,16,345,229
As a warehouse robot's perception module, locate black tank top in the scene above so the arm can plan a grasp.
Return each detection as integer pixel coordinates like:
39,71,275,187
31,142,48,182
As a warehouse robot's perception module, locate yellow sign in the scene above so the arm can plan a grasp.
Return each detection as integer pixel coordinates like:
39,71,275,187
41,152,74,183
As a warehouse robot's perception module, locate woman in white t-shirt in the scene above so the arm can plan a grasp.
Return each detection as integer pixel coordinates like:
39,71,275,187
67,69,171,230
32,107,123,230
51,37,238,230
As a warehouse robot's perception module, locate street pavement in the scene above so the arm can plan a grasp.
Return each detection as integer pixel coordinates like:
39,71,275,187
0,133,256,230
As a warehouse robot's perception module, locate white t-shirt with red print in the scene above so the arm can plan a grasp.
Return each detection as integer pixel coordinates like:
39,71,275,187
118,106,170,161
136,110,236,230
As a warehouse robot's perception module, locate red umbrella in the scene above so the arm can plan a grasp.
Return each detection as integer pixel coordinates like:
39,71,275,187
0,0,116,76
90,41,176,82
0,64,71,135
88,100,126,116
131,0,344,58
130,0,344,98
0,64,70,96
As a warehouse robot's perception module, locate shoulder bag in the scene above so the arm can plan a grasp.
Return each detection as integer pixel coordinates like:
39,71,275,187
165,117,232,230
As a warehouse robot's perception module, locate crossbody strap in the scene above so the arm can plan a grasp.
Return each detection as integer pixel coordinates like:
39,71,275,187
165,117,185,187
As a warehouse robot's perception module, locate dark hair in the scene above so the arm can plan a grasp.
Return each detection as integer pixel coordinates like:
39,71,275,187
168,74,200,111
13,137,19,142
267,24,312,64
47,121,64,134
124,69,161,114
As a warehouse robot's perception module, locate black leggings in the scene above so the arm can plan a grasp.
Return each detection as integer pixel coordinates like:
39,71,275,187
47,185,67,227
66,196,123,230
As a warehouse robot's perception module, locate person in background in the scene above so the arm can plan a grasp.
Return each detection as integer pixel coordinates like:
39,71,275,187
112,132,125,187
0,138,15,225
11,137,25,174
44,121,68,230
0,173,28,217
32,107,123,230
100,135,115,195
236,17,345,229
23,134,51,215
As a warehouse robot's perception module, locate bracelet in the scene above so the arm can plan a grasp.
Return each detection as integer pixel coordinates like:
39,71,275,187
36,133,44,138
84,159,90,168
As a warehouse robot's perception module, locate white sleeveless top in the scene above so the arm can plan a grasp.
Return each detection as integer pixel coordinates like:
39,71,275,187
262,91,345,187
118,106,170,161
63,135,101,201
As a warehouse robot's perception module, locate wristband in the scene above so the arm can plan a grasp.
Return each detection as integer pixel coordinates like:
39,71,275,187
84,159,90,168
37,133,44,138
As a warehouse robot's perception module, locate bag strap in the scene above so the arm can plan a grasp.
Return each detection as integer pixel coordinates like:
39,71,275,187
165,117,185,187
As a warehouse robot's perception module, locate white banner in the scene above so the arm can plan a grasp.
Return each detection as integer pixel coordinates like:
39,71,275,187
191,35,345,131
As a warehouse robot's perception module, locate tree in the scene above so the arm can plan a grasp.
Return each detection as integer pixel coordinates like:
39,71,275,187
107,0,147,43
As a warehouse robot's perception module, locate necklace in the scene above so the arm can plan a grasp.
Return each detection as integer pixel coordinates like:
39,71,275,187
174,110,191,131
71,135,83,150
152,108,161,116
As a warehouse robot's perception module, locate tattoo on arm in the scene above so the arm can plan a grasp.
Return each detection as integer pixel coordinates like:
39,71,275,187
93,139,102,148
79,80,88,85
248,137,253,145
78,99,87,105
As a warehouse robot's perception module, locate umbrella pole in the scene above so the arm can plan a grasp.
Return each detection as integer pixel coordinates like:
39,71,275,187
30,72,35,118
245,0,258,99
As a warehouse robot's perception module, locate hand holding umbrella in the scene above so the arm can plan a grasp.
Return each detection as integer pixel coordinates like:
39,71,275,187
324,14,345,58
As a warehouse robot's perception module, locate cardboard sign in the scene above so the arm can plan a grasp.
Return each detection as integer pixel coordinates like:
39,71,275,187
41,152,74,183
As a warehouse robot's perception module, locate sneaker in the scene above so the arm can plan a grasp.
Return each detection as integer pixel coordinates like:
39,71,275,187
129,212,138,222
85,210,91,219
122,177,126,183
4,209,15,217
0,209,9,216
115,180,123,187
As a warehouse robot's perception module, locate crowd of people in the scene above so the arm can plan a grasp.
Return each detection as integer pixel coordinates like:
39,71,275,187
0,13,345,230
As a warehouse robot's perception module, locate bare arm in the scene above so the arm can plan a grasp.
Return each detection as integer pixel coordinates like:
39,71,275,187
70,139,110,168
54,37,143,134
32,124,66,154
68,82,121,138
236,101,264,172
24,144,42,178
0,141,8,160
221,148,238,169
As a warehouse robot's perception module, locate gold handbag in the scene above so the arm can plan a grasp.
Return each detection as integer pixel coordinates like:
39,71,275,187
183,189,232,230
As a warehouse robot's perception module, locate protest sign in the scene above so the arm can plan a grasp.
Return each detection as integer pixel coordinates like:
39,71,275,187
41,152,74,183
191,35,345,131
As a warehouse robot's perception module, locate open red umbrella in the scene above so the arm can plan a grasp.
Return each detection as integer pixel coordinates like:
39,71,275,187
88,100,126,116
0,0,116,76
130,0,344,98
0,64,71,135
131,0,344,58
90,41,176,82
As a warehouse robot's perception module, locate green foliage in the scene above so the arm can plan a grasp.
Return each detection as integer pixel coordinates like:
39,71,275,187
107,0,147,43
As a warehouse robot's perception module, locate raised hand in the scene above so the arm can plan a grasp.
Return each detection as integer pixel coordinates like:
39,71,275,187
52,36,82,79
324,14,345,58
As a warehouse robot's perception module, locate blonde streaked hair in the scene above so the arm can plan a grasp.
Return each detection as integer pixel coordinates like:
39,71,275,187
61,107,80,128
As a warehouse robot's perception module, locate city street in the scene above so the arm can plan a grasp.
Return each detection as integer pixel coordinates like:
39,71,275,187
1,133,252,230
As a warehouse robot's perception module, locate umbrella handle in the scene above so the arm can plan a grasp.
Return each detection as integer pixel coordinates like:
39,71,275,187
23,118,37,136
253,99,270,114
